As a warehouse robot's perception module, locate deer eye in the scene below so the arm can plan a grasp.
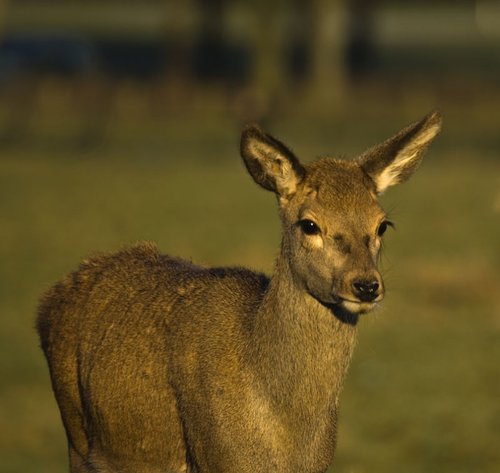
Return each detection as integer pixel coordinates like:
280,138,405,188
377,220,393,237
299,219,321,236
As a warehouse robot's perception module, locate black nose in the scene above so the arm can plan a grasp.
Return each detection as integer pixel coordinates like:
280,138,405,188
352,280,380,302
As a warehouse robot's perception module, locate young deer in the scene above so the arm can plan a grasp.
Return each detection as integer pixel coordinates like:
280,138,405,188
37,112,441,473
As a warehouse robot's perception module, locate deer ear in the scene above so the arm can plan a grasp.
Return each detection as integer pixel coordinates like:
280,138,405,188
240,125,305,200
359,111,442,194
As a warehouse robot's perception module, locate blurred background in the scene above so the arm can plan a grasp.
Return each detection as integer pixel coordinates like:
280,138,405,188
0,0,499,472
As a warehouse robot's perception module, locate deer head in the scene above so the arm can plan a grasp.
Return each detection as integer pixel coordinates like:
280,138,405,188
241,111,442,319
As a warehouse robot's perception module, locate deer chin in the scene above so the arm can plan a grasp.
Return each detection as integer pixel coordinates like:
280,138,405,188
308,290,377,319
339,299,377,315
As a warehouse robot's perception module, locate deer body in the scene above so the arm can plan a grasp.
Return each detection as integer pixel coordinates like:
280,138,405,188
37,113,441,473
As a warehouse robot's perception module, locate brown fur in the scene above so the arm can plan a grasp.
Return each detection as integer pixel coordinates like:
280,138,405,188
37,112,441,473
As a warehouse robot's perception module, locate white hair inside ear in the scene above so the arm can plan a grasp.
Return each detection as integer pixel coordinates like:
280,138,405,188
359,111,442,194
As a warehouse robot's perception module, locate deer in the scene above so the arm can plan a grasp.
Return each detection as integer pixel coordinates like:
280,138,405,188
37,111,441,473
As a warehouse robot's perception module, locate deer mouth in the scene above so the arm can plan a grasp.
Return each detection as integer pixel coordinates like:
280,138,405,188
309,292,379,323
306,286,382,320
338,299,378,315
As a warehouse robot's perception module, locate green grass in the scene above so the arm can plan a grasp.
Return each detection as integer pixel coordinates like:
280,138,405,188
1,118,499,473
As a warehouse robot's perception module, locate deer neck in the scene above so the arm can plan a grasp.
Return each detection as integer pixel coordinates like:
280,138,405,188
248,243,358,413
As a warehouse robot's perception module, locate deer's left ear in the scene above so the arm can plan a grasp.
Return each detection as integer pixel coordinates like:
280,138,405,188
359,111,442,194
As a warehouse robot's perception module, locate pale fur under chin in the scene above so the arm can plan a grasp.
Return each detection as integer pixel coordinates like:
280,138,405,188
341,300,377,315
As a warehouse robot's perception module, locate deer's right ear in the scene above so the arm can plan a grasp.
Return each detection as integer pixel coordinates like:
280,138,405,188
240,125,305,200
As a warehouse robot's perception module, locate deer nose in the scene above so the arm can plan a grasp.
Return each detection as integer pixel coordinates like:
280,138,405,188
352,280,380,302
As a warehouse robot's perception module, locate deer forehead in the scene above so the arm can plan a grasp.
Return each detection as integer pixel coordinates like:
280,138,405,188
293,159,383,225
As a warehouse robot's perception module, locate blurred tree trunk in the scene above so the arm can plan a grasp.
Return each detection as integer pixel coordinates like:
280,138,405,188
307,0,348,113
193,0,226,81
251,0,287,119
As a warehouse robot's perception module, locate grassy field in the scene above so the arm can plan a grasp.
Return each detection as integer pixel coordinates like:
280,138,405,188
1,111,499,473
